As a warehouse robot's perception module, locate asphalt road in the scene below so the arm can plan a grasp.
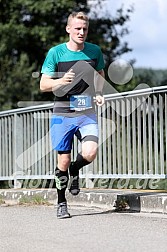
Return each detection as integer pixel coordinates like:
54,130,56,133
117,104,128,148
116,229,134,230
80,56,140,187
0,204,167,252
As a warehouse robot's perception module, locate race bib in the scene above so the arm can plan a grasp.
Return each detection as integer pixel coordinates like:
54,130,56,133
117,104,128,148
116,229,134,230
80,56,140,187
70,95,92,111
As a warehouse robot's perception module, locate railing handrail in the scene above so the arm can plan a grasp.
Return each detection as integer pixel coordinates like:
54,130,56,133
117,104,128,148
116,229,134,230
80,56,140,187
104,85,167,100
0,103,54,117
0,85,167,117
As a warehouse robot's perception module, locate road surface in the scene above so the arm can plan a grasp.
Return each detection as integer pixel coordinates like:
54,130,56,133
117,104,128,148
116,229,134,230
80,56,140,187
0,204,167,252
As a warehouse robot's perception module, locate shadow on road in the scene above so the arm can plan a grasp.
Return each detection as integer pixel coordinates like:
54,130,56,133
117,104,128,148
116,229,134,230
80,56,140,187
70,209,115,218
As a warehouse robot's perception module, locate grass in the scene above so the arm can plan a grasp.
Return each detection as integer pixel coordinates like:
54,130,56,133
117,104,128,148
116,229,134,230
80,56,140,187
18,195,52,206
0,195,5,205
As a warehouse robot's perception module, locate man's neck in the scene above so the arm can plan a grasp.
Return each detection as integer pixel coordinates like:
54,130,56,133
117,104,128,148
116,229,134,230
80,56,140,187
66,41,84,52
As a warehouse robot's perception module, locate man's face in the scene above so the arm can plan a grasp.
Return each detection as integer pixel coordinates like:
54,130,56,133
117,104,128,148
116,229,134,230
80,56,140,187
66,18,88,45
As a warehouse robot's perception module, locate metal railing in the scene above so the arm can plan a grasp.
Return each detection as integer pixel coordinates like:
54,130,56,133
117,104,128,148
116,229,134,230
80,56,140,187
0,86,167,188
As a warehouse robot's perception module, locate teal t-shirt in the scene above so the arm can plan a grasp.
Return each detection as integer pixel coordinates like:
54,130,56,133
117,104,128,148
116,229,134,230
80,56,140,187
41,42,105,114
41,42,104,75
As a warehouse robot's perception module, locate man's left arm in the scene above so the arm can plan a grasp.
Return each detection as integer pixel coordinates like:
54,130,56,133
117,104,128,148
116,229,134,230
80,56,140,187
94,69,105,106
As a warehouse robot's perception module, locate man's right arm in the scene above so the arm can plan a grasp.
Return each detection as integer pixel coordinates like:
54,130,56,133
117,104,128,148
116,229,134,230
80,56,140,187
40,74,62,92
40,69,75,92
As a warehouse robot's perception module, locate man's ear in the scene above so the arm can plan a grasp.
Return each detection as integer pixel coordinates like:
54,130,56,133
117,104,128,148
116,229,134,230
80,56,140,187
66,25,70,34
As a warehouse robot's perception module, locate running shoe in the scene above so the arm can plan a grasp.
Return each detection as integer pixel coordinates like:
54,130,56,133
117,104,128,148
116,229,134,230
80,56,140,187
57,202,71,219
69,174,80,196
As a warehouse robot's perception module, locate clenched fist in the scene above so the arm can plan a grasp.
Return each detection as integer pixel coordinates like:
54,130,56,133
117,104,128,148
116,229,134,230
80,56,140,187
95,95,105,106
61,69,75,85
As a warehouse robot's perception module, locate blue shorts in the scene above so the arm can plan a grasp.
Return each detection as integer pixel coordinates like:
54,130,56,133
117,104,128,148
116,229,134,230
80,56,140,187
50,113,98,152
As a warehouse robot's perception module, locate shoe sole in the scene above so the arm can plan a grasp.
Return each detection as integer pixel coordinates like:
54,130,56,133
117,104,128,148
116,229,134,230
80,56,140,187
57,214,71,219
69,189,80,196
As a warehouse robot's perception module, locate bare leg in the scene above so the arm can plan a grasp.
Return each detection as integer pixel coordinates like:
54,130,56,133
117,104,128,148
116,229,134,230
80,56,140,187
57,153,71,171
81,141,98,162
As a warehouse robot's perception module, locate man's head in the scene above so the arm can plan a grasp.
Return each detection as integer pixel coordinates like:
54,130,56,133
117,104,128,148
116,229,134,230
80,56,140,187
66,12,89,45
67,12,89,26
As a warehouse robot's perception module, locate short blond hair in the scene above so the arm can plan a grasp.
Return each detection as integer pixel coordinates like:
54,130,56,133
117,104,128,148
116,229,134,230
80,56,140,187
67,12,89,25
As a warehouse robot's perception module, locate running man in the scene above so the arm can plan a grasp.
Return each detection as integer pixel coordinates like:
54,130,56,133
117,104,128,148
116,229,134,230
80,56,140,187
40,11,105,218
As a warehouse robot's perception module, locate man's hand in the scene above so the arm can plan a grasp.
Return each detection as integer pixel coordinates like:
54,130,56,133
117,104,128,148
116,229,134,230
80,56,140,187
40,69,75,92
95,95,105,106
61,69,75,85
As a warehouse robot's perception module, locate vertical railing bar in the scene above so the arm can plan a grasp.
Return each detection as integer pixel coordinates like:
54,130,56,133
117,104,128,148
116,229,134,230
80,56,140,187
121,99,126,174
92,107,98,176
116,100,121,175
142,98,147,174
45,111,49,175
37,111,42,176
107,101,111,174
92,150,98,175
8,116,12,176
98,105,103,175
12,113,23,187
165,94,167,174
153,95,159,174
49,108,57,176
148,96,153,174
27,113,31,172
159,94,164,175
30,112,34,173
47,110,51,173
126,98,131,174
137,97,142,175
73,136,78,162
0,119,2,176
23,114,27,173
132,98,137,175
13,114,17,187
102,103,107,174
2,118,5,176
111,101,116,175
11,116,14,178
49,110,55,174
41,111,45,176
0,118,4,176
34,112,38,175
4,117,8,175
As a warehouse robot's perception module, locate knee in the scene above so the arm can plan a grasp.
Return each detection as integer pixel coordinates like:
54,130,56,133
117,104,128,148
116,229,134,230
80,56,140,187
62,159,71,169
82,149,97,162
82,141,98,162
58,156,71,171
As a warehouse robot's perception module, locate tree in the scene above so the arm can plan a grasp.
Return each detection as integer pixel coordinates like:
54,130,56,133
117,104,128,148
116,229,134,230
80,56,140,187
0,0,133,110
88,1,134,69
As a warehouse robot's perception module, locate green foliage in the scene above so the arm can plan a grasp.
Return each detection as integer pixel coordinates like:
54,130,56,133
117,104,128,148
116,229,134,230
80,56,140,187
89,3,134,69
110,68,167,94
134,68,167,87
0,0,134,110
0,53,36,109
19,195,52,205
0,195,5,205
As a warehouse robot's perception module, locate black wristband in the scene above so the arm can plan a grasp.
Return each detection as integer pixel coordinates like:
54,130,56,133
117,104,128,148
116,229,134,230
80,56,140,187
95,91,103,96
